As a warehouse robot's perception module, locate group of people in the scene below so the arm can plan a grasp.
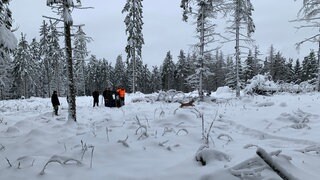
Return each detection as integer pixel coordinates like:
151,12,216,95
51,87,126,116
92,87,126,108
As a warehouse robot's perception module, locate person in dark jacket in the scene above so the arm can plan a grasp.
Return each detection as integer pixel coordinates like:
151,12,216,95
117,87,126,107
92,90,100,107
51,91,60,115
102,87,114,107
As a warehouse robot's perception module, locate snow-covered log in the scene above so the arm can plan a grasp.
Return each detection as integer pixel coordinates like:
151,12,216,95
256,148,297,180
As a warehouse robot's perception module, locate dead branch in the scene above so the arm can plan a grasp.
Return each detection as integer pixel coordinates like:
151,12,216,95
256,148,297,180
162,127,175,136
0,144,5,151
5,157,12,167
158,140,169,147
39,155,82,175
230,150,282,178
176,128,189,136
117,135,129,148
88,145,94,169
243,144,260,149
217,133,233,143
105,127,110,142
179,99,195,108
297,145,320,154
137,132,149,140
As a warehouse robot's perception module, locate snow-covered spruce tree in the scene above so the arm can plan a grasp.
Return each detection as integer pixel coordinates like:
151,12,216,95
180,0,222,100
12,34,36,98
185,52,200,90
134,57,145,92
225,56,237,89
113,55,126,89
73,26,90,96
202,53,215,91
140,64,152,93
294,0,320,91
0,0,17,100
150,65,162,92
47,0,81,122
0,0,16,52
175,50,190,92
253,46,262,74
85,55,100,93
48,20,64,96
243,50,255,83
301,51,318,82
121,58,131,93
100,58,114,91
29,38,42,97
122,0,144,93
85,56,115,94
224,0,255,97
161,51,176,91
270,52,287,82
285,58,295,83
211,50,226,91
39,20,53,97
293,59,302,83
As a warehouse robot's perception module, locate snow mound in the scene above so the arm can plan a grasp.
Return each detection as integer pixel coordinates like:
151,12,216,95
5,126,20,134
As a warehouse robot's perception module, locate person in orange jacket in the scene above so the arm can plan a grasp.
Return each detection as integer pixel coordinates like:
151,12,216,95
117,87,126,107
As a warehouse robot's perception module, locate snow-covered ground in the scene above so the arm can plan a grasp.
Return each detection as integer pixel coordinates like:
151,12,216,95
0,90,320,180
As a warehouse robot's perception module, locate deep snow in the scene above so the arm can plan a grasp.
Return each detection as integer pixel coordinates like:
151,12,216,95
0,90,320,180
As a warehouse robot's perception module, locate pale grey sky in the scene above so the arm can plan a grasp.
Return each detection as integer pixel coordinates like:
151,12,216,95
10,0,315,66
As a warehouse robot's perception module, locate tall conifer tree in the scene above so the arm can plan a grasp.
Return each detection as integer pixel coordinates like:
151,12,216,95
122,0,144,93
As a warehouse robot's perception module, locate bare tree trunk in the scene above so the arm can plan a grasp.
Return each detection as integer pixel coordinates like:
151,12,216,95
317,39,320,92
64,2,76,122
199,3,205,101
46,61,51,98
235,0,241,98
82,65,86,95
133,50,136,93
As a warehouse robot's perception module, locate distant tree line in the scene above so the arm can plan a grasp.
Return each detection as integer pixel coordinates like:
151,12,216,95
1,24,318,100
1,0,320,100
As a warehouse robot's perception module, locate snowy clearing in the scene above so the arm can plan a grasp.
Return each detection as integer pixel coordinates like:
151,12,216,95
0,91,320,180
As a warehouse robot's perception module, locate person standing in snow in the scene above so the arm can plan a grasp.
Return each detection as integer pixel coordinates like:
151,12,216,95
51,91,60,115
103,87,114,107
92,90,100,107
117,87,126,107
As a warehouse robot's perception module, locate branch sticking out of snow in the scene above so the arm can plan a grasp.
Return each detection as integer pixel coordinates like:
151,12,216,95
256,148,297,180
195,148,230,166
39,155,82,175
297,145,320,154
5,157,12,167
176,128,189,136
117,135,129,148
230,150,282,178
217,133,233,141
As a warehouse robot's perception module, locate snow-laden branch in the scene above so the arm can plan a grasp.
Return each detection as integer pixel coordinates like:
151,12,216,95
256,148,297,180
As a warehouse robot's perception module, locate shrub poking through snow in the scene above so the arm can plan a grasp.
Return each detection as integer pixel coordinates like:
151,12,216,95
244,74,278,95
230,150,282,178
39,155,82,175
195,147,230,166
244,74,317,95
156,89,186,103
297,145,320,154
117,135,130,148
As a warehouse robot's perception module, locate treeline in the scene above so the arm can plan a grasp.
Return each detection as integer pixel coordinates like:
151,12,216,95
0,20,317,100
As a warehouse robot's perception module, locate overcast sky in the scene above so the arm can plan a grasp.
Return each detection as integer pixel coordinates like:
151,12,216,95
10,0,316,66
